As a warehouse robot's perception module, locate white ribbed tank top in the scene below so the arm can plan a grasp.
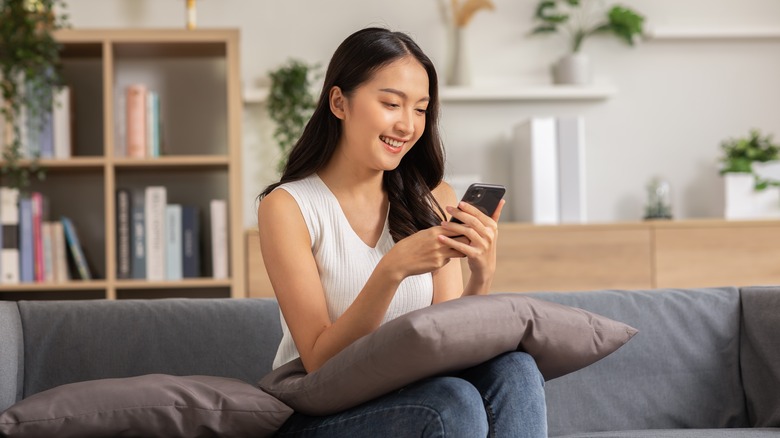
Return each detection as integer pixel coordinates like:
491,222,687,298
271,174,434,369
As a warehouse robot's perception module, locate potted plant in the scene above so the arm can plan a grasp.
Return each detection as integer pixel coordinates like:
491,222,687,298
0,0,68,190
719,129,780,219
266,59,317,172
530,0,645,85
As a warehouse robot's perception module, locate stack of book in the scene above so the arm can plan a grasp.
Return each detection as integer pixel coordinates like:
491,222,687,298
0,187,90,285
512,116,587,224
117,83,162,158
115,186,227,281
0,85,73,160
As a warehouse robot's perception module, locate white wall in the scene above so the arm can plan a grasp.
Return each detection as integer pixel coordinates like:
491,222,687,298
63,0,780,226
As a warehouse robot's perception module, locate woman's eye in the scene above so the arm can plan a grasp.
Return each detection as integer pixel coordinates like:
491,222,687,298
415,108,427,115
384,102,400,108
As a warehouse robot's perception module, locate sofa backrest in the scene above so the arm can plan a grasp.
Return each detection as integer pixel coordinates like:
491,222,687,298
0,302,23,413
740,286,780,428
532,287,748,436
15,298,282,401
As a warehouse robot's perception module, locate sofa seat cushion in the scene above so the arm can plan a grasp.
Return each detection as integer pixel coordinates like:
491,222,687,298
260,293,636,416
0,374,293,438
556,429,780,438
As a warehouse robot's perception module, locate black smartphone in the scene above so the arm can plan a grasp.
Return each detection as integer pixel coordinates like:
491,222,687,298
449,183,506,224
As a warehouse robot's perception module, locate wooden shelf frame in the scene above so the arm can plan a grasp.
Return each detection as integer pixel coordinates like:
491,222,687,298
1,29,245,300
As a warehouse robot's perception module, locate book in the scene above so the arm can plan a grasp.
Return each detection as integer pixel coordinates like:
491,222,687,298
131,189,146,279
512,117,559,224
556,117,587,224
181,205,201,278
61,217,92,280
210,199,228,279
50,221,69,282
146,91,161,157
18,196,34,283
145,186,167,281
165,204,182,281
0,187,20,284
41,222,55,283
126,84,147,158
52,85,73,159
116,188,132,279
31,192,46,283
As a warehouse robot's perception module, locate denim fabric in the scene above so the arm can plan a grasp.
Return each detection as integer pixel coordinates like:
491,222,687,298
274,352,546,438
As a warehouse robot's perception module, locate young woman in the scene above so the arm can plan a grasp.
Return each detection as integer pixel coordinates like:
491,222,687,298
257,27,547,437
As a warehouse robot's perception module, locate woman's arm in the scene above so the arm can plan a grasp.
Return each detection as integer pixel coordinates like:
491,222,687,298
259,189,460,373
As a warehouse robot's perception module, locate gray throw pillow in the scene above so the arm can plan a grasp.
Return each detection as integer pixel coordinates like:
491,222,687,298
0,374,293,438
259,293,637,416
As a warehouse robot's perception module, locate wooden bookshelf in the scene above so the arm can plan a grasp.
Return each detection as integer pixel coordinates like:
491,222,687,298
0,29,244,300
246,219,780,297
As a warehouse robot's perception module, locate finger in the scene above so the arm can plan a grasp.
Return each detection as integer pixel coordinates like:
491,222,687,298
492,199,506,222
446,205,484,229
438,234,478,257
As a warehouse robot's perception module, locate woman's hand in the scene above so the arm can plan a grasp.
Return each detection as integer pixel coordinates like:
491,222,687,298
438,199,505,287
381,226,466,281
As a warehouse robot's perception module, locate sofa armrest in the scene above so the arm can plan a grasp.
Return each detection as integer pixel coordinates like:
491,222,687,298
740,286,780,427
0,302,23,412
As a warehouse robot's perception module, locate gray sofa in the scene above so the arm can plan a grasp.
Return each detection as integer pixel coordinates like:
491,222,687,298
1,286,779,437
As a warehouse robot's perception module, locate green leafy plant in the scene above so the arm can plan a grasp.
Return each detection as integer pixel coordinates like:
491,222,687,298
267,59,318,172
531,0,645,54
719,129,780,191
0,0,69,190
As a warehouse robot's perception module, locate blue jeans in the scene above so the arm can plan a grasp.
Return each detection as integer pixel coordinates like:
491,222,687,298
274,351,547,437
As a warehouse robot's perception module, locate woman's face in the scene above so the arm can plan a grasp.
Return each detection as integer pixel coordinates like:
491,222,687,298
333,56,430,172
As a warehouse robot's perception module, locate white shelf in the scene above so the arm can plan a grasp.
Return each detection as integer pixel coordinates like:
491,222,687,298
647,27,780,40
243,84,616,104
439,85,616,102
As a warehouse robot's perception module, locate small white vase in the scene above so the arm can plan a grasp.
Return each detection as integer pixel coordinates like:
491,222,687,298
552,53,591,85
446,26,471,86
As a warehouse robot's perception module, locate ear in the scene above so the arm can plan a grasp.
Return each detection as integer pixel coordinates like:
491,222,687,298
329,86,346,120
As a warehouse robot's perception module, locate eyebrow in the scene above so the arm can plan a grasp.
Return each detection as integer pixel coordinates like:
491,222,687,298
379,88,430,103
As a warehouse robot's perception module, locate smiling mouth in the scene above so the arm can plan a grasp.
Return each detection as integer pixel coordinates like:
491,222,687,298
380,135,405,149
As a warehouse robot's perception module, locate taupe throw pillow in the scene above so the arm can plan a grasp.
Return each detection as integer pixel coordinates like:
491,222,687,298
0,374,293,438
259,293,637,416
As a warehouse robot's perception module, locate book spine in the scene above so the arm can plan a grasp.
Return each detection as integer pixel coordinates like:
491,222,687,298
52,85,72,159
165,204,182,281
19,197,34,283
61,217,92,280
144,186,167,281
131,189,146,279
512,117,559,224
41,222,55,283
31,192,45,282
126,84,147,158
556,117,587,224
181,205,200,278
39,110,54,159
116,188,132,279
0,187,20,284
146,91,161,158
51,221,69,282
210,199,228,279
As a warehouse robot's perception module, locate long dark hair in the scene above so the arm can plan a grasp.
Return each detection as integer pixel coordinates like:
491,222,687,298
258,27,446,242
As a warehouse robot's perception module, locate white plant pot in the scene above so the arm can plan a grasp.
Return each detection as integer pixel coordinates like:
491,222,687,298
552,53,591,85
723,172,780,219
446,26,471,86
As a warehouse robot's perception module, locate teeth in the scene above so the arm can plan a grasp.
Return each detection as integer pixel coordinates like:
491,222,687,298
381,136,404,148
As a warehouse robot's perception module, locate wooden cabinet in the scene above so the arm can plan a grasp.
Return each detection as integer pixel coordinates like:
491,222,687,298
245,219,780,297
0,29,244,300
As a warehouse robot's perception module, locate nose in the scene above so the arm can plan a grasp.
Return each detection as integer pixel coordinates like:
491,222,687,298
395,108,414,136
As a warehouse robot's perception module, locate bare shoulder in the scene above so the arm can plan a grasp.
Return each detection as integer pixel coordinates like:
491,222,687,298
257,188,310,246
432,180,459,209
